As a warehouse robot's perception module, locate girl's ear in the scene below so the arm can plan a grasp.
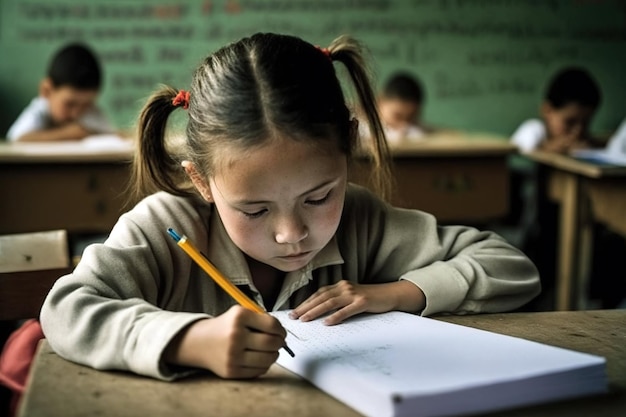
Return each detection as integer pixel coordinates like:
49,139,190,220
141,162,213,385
182,161,213,202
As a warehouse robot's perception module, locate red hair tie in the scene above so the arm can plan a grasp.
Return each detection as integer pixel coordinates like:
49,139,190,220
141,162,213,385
172,90,190,110
315,46,332,60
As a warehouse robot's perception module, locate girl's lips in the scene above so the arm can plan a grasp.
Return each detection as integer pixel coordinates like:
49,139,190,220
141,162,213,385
279,251,312,261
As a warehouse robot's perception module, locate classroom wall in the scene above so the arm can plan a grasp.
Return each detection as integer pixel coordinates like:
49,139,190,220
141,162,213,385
1,0,625,138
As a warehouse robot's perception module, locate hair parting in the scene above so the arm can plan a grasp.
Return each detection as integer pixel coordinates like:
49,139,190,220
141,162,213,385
131,33,393,203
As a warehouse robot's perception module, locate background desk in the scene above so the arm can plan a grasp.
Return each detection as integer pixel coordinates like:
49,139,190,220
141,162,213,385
1,137,514,235
527,151,626,311
350,137,516,224
0,142,133,235
18,310,625,417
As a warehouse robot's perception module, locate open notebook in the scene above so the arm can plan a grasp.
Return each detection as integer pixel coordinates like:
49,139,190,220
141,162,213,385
570,118,626,166
571,149,626,166
273,311,607,417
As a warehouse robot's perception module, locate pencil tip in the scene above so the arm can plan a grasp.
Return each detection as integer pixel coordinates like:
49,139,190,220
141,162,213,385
284,344,295,357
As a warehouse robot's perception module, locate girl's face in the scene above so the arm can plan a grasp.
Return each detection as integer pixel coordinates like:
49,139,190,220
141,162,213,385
201,136,347,272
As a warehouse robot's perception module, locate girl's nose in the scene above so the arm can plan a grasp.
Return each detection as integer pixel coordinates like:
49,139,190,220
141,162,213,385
274,215,308,244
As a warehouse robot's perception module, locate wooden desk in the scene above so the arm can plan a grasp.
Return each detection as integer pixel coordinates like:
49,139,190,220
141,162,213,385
0,142,133,235
350,136,516,223
527,151,626,310
18,310,625,417
0,136,514,233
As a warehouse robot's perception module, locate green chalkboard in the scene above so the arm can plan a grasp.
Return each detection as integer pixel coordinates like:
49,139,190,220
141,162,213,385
1,0,625,137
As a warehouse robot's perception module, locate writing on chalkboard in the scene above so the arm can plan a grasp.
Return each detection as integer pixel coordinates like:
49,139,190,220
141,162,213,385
1,0,625,136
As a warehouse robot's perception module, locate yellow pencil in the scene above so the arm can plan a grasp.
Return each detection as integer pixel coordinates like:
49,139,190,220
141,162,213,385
167,228,295,357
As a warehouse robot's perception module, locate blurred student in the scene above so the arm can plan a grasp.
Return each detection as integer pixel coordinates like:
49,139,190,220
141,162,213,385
6,43,114,142
374,72,434,144
511,67,601,154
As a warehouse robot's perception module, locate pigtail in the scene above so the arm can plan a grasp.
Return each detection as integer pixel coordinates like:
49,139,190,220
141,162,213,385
327,36,393,201
131,85,192,203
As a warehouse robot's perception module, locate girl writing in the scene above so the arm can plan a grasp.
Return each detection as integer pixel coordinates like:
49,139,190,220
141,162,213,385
41,33,540,381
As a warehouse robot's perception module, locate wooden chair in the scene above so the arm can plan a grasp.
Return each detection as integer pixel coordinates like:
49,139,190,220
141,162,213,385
0,230,71,321
0,267,72,321
0,230,72,415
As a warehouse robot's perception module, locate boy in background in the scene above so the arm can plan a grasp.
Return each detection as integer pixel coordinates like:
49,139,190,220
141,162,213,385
511,67,626,309
511,67,601,154
376,72,434,144
7,43,113,142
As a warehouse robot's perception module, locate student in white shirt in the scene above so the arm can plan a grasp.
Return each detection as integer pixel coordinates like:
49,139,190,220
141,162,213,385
511,67,601,154
361,72,437,146
7,43,113,142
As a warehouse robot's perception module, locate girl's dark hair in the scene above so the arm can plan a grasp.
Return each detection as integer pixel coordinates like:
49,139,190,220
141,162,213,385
132,33,391,202
545,67,601,110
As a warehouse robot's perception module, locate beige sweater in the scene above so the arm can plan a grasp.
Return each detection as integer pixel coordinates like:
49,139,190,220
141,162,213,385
41,184,540,380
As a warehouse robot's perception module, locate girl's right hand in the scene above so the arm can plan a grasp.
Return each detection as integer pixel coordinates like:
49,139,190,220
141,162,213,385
164,305,287,379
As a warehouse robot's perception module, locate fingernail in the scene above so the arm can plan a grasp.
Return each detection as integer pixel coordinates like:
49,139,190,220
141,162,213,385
288,311,298,319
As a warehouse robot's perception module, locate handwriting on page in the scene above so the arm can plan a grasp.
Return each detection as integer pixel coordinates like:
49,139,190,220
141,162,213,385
274,310,400,341
272,311,406,377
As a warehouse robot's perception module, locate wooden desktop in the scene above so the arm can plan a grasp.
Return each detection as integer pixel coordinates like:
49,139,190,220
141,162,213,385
18,309,626,417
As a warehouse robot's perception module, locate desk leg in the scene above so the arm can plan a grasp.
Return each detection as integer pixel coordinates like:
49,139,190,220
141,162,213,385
576,187,594,310
588,180,626,237
554,172,582,311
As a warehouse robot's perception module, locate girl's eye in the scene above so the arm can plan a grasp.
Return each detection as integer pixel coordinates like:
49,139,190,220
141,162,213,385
242,209,267,219
306,191,331,206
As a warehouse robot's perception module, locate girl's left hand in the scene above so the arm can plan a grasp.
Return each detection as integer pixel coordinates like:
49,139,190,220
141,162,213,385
289,280,425,325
